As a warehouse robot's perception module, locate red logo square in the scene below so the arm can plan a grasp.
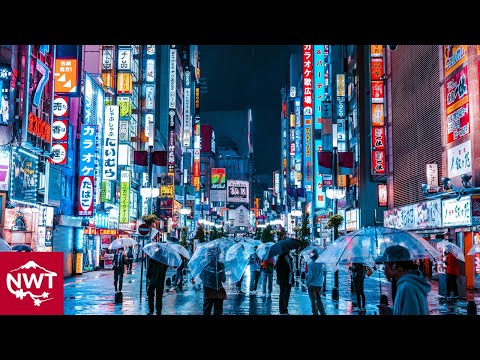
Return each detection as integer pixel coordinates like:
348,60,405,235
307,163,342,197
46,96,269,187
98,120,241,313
0,252,64,315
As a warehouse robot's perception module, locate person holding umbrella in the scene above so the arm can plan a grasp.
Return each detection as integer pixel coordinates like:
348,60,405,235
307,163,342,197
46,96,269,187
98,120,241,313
276,249,295,315
200,246,227,315
305,248,326,315
112,248,128,293
379,245,431,315
444,248,460,301
349,262,367,312
146,256,168,315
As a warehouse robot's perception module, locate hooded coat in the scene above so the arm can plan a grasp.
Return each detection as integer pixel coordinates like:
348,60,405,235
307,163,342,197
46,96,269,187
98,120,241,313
392,270,431,315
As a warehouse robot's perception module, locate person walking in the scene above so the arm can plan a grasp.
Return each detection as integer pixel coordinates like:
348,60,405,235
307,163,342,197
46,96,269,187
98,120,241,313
305,248,326,315
379,244,431,315
173,255,187,290
444,249,460,300
349,262,367,312
275,250,294,314
249,247,262,294
146,257,168,315
261,256,275,297
200,247,227,315
112,248,128,293
126,246,134,274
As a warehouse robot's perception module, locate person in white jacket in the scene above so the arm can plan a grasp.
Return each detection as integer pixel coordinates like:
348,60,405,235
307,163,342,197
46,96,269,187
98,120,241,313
305,248,326,315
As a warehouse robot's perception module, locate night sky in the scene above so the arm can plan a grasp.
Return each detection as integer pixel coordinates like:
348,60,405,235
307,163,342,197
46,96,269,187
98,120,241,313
199,45,300,177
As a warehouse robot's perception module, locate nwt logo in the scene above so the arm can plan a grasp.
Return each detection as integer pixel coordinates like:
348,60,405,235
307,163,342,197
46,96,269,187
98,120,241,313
0,252,64,315
7,260,57,306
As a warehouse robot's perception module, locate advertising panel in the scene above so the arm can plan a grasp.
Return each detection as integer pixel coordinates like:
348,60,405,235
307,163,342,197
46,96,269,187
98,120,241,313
445,65,469,144
0,149,10,191
372,150,386,174
117,72,132,94
442,196,471,227
10,147,38,204
0,66,12,125
102,106,119,181
211,168,226,189
54,59,77,94
371,81,384,103
119,170,130,224
78,125,97,216
227,180,249,204
370,57,384,80
414,199,442,229
169,48,177,109
472,195,480,224
371,104,384,126
52,120,68,141
447,139,471,178
443,45,468,77
117,96,132,118
183,88,191,147
50,143,67,165
370,45,383,57
372,126,385,149
303,45,313,116
117,48,132,71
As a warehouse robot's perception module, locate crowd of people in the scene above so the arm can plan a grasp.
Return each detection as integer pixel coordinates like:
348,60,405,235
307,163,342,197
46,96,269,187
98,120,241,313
110,238,444,316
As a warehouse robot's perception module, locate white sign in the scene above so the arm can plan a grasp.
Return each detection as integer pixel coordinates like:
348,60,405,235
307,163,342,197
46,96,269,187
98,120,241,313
146,59,155,82
102,105,119,180
146,45,155,55
233,205,249,227
146,85,155,110
53,97,68,117
447,140,472,178
426,163,438,189
52,120,67,141
290,86,296,98
169,48,177,109
50,143,67,164
102,48,113,70
442,196,471,227
227,180,250,204
183,88,191,147
117,48,132,71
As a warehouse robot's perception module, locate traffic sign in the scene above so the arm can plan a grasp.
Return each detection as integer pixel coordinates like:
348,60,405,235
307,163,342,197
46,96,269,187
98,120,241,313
138,223,150,236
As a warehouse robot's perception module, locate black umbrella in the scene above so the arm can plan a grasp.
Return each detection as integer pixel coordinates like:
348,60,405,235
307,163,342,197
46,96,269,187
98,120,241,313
167,236,179,243
267,237,302,258
12,244,33,252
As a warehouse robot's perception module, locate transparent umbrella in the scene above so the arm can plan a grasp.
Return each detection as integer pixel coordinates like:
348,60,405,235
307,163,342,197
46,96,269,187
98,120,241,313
169,243,190,259
243,238,263,247
142,242,182,267
467,243,480,256
436,240,465,261
109,237,138,250
301,245,324,262
256,242,276,261
316,226,441,268
225,242,254,282
188,239,238,288
0,238,12,252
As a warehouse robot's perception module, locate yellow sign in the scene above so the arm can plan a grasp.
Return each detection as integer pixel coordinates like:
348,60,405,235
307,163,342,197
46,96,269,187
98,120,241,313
75,253,83,274
160,185,173,197
174,200,182,211
443,45,468,77
337,175,347,187
370,45,383,57
117,72,132,94
194,177,200,191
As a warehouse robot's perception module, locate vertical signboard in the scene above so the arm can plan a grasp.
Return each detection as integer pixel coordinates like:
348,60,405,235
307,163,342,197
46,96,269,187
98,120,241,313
303,45,313,193
168,47,177,177
445,65,469,144
370,45,386,175
10,147,38,204
294,98,302,187
313,44,326,210
78,125,97,216
119,170,130,223
102,105,119,181
447,139,472,178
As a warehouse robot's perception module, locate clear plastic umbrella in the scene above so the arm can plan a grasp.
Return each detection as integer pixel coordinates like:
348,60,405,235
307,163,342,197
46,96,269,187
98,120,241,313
142,242,182,267
256,242,276,261
467,243,480,256
243,238,263,247
188,239,238,287
225,242,254,282
316,226,441,268
0,238,12,252
108,237,138,250
435,240,465,261
169,243,190,259
300,245,324,262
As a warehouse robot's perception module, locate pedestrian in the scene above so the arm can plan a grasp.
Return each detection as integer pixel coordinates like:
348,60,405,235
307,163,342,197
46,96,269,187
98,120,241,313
305,248,326,315
200,247,227,315
261,256,275,297
173,255,187,290
444,249,460,300
275,249,294,314
377,294,393,315
379,244,431,315
126,246,134,274
249,246,262,294
112,248,128,293
235,274,245,294
349,262,367,312
146,257,168,315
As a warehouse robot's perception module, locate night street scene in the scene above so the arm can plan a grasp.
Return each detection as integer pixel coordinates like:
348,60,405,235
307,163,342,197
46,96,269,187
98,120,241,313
1,44,480,319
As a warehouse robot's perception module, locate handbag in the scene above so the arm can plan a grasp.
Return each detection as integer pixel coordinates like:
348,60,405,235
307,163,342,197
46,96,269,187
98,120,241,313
365,265,374,277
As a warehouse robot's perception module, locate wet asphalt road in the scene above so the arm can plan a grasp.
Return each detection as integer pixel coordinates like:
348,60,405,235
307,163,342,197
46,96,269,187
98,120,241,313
63,261,480,316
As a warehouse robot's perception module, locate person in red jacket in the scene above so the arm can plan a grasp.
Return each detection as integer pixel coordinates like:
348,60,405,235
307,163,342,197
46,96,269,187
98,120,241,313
444,250,459,300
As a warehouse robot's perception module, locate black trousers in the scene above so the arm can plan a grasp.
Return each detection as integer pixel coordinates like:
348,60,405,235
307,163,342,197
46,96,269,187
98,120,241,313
147,283,165,314
114,271,124,292
279,284,292,314
446,274,458,297
353,280,365,308
203,299,224,315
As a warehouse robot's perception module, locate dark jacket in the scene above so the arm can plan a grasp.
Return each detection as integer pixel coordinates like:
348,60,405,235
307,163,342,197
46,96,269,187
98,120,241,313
113,252,128,274
147,258,168,287
201,258,227,299
276,253,294,286
350,263,366,285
